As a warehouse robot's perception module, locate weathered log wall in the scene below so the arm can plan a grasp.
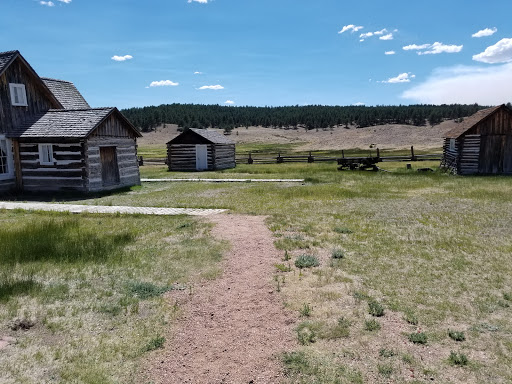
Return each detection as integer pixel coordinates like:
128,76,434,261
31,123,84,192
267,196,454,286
18,141,86,192
213,144,235,170
85,137,140,192
167,144,214,171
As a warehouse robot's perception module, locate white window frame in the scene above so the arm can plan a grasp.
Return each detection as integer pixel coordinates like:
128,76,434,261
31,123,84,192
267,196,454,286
39,144,55,165
9,83,28,107
449,138,456,151
0,135,14,180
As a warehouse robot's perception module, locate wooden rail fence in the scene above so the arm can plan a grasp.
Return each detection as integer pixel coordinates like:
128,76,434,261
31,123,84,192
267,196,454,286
138,146,442,169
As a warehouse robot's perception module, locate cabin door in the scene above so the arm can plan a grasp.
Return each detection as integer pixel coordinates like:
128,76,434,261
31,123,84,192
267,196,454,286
100,147,120,185
195,145,208,171
479,136,504,174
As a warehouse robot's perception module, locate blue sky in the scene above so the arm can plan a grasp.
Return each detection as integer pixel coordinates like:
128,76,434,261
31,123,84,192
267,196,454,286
2,0,512,109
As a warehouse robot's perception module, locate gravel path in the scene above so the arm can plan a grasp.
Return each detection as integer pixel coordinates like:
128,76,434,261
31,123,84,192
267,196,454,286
146,214,296,384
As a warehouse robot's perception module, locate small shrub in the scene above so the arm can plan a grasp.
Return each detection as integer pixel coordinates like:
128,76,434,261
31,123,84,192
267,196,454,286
282,351,309,373
408,332,427,345
352,291,370,302
448,330,466,342
449,351,468,366
365,318,381,331
300,303,312,317
297,322,316,345
144,336,165,352
377,363,393,378
379,348,395,358
403,310,418,325
321,317,350,339
368,300,385,317
503,292,512,301
401,353,414,364
334,226,353,234
283,250,291,261
331,248,345,259
295,254,320,269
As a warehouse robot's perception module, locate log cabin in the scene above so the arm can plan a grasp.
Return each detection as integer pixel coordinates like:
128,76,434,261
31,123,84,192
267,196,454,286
0,50,141,193
441,105,512,175
167,128,235,171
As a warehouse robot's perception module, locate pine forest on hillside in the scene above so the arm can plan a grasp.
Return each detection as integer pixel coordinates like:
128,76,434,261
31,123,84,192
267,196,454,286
120,103,502,132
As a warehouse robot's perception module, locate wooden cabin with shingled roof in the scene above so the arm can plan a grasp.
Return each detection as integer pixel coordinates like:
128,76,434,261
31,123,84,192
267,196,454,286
441,104,512,175
0,50,142,193
167,128,235,171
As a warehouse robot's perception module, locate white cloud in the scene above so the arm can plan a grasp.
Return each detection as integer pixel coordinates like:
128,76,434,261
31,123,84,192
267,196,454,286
374,29,387,35
198,85,224,90
40,1,55,6
403,63,512,104
380,33,393,41
385,51,396,55
472,27,497,38
419,42,463,55
360,32,374,39
224,100,235,105
353,102,365,106
403,44,430,50
188,0,208,3
403,42,462,55
338,24,364,34
194,71,203,74
58,0,72,3
111,55,133,62
473,38,512,64
359,28,394,41
149,80,179,87
381,72,415,84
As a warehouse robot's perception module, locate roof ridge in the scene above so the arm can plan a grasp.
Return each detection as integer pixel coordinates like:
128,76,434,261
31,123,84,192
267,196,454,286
0,50,19,56
48,107,114,112
41,77,73,84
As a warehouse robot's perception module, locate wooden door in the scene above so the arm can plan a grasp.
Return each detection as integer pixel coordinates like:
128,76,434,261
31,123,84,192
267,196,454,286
100,147,120,185
195,145,208,171
479,135,504,174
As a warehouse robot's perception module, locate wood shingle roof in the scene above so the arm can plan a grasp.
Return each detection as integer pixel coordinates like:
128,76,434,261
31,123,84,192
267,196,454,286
168,128,234,145
0,50,18,76
444,105,503,139
41,78,90,109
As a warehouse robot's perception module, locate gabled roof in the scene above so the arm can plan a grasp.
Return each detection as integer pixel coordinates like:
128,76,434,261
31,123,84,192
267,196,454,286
0,50,18,76
41,77,90,109
444,105,504,139
7,108,141,139
168,128,234,145
0,50,63,109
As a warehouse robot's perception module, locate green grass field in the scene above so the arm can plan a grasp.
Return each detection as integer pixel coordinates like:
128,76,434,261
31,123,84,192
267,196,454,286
1,147,512,383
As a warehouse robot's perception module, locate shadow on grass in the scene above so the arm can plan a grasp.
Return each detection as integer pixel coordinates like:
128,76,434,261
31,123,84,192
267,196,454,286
0,278,42,302
0,218,135,264
0,186,135,203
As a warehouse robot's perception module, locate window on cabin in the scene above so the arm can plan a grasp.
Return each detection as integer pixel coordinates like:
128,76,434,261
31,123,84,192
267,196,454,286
39,144,55,165
0,137,13,179
449,138,456,151
9,83,28,107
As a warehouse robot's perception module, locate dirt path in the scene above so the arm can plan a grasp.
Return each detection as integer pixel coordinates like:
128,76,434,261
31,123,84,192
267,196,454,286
146,214,296,384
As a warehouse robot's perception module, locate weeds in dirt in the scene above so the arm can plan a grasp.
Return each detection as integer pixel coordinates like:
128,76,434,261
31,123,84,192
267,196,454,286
379,348,395,358
403,309,418,325
364,319,381,331
378,363,393,378
297,322,317,345
144,335,165,352
331,248,345,259
449,351,468,366
333,226,353,234
127,281,169,299
448,330,466,342
275,263,292,272
368,300,385,317
300,303,312,317
408,332,427,344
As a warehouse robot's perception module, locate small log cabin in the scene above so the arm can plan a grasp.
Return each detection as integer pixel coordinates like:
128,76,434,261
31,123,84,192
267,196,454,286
442,105,512,175
167,128,235,171
0,50,141,193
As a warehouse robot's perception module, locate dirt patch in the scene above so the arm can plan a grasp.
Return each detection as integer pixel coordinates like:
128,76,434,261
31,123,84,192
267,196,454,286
145,214,296,384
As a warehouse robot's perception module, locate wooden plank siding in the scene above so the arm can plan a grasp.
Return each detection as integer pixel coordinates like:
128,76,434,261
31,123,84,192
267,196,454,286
213,144,236,170
0,57,58,135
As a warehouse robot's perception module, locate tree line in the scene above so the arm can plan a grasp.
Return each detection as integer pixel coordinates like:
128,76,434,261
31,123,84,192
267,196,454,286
120,103,492,133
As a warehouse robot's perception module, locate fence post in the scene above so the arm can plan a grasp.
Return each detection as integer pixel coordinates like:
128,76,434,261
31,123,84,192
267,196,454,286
308,151,314,163
342,150,345,158
248,153,253,164
411,146,416,161
138,156,144,166
376,148,380,159
277,152,283,163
